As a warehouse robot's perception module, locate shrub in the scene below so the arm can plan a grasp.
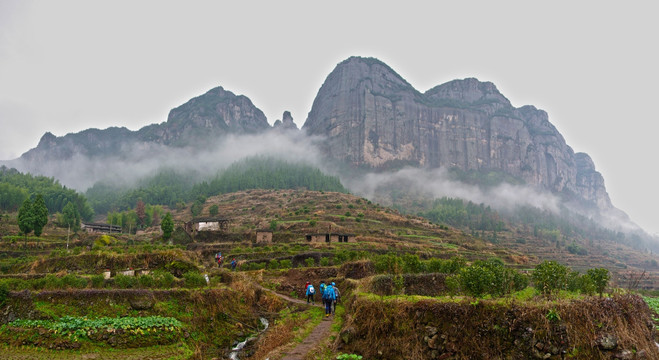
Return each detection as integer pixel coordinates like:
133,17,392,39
401,254,424,274
138,274,155,288
532,260,569,296
305,257,315,267
152,270,175,288
587,268,610,297
280,260,292,269
320,257,330,266
183,272,206,288
309,219,317,226
60,274,88,289
0,282,8,307
90,274,105,288
268,259,280,270
114,274,138,289
460,264,495,297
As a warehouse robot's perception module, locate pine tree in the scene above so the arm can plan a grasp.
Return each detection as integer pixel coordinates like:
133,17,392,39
161,212,174,239
32,194,49,237
17,198,33,236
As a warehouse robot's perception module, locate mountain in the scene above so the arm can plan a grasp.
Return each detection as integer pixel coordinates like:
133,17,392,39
303,57,612,210
8,56,618,220
18,86,269,163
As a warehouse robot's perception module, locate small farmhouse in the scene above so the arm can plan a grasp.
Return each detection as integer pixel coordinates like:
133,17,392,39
184,217,230,236
81,222,122,234
256,230,273,243
305,233,355,243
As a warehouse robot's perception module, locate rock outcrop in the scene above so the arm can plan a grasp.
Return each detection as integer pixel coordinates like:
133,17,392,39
303,56,612,208
273,111,299,130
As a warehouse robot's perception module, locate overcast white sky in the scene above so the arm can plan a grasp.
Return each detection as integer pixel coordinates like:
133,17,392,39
0,1,657,234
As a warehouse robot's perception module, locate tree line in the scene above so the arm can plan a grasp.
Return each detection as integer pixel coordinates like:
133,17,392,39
0,166,93,221
86,157,348,215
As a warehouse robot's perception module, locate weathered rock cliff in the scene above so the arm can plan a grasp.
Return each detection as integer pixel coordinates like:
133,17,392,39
303,56,612,208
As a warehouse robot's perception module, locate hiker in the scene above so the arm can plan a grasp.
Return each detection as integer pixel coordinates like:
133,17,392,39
319,281,326,297
231,258,237,271
215,252,223,267
322,282,336,317
306,282,315,304
331,282,340,314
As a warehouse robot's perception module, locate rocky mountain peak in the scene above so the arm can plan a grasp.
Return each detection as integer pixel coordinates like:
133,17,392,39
273,111,298,130
425,78,511,106
303,56,613,210
37,132,57,148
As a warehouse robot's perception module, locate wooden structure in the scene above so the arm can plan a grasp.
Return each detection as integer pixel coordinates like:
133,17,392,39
81,222,122,234
184,217,230,236
305,233,355,243
256,230,273,243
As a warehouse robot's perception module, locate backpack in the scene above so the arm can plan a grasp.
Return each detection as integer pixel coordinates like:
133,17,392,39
308,285,315,294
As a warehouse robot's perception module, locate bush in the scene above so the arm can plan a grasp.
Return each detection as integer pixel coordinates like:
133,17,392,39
0,282,8,307
268,259,280,270
183,272,206,288
280,259,292,269
60,274,88,289
460,264,495,297
138,274,155,288
114,274,138,289
152,270,175,288
587,268,610,297
320,257,330,266
373,253,403,274
533,260,569,296
90,274,105,288
305,257,315,267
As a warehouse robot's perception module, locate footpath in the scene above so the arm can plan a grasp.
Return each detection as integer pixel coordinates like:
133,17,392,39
258,286,336,360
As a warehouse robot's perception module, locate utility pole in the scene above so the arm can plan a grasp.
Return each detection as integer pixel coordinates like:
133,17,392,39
67,225,70,251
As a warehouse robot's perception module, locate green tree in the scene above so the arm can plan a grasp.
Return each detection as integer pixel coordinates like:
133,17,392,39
161,212,174,240
532,260,569,296
587,268,610,297
60,201,81,232
17,198,34,237
190,200,203,217
209,204,219,216
31,194,49,237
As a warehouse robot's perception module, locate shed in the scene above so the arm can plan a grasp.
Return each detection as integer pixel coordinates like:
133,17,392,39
81,222,122,234
305,233,355,243
256,230,273,243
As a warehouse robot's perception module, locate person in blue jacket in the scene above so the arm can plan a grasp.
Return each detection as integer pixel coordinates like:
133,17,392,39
322,281,336,317
305,282,315,304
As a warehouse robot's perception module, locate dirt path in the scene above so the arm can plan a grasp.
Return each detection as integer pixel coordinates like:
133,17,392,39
258,286,335,360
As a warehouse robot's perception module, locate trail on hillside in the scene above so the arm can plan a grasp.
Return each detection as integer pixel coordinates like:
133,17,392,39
257,285,335,360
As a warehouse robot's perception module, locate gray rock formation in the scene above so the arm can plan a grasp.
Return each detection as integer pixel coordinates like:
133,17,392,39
273,111,299,130
303,56,612,209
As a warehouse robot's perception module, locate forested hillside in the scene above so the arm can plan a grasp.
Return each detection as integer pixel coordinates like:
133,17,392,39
85,157,347,215
0,166,93,220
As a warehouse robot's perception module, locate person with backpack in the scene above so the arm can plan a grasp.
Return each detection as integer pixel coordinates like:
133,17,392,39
322,282,336,317
331,282,340,314
306,282,315,304
319,281,326,297
230,258,237,271
215,252,223,267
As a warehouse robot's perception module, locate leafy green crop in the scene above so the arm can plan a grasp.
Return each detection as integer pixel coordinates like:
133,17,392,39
7,316,183,341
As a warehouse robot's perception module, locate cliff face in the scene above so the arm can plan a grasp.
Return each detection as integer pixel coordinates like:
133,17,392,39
303,56,611,208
